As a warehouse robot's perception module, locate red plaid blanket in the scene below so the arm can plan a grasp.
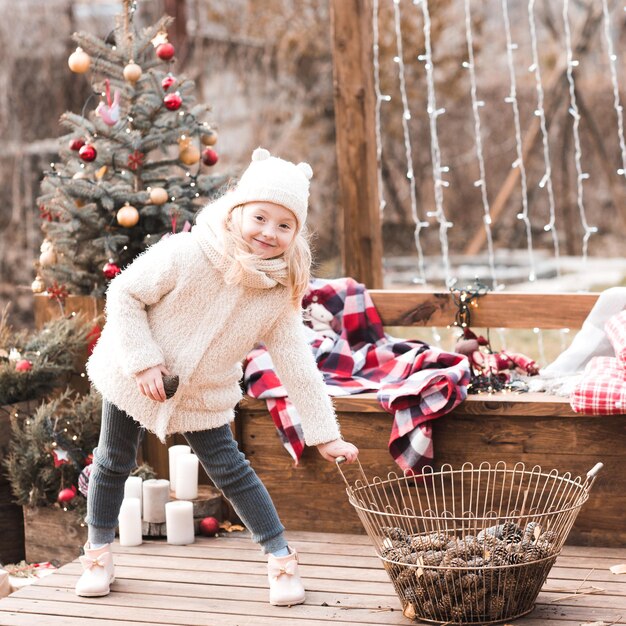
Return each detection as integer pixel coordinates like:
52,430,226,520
243,277,471,473
570,356,626,415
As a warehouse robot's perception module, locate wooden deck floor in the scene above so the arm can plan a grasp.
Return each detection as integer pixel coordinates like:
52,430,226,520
0,531,624,626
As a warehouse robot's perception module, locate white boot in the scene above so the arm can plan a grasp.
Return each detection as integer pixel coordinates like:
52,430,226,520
75,542,115,597
267,547,305,606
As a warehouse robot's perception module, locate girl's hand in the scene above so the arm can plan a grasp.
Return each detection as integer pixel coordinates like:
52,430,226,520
135,364,171,402
316,438,359,463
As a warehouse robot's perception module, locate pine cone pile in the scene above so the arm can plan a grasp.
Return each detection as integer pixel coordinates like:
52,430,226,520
379,523,558,623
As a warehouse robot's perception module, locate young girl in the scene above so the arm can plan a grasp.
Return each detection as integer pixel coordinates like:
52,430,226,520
78,148,359,606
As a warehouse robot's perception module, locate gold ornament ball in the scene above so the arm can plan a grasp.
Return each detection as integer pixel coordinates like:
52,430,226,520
40,239,54,254
31,276,46,294
149,187,169,205
200,130,218,146
179,145,201,165
68,47,91,73
39,249,57,267
123,62,143,84
117,203,140,228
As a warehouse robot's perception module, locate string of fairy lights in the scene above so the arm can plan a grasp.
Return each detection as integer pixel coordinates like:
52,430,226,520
414,0,453,288
372,0,626,291
562,0,597,266
391,0,428,284
462,0,499,290
601,0,626,181
500,0,535,283
527,0,561,280
370,0,626,361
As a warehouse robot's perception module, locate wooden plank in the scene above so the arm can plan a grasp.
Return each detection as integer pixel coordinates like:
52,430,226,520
0,597,408,626
367,290,599,329
240,391,598,416
33,575,402,611
59,562,398,597
9,587,407,625
330,0,383,288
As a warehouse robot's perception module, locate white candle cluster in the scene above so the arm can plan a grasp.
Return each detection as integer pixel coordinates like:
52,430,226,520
117,444,200,546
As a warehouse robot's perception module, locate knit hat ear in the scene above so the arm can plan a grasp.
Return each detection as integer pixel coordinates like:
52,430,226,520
251,147,271,161
297,162,313,180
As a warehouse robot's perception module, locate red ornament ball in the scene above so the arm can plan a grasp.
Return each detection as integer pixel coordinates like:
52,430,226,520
15,359,33,372
103,262,121,279
69,138,85,151
199,516,220,536
58,486,77,503
156,42,175,61
161,75,176,90
79,144,97,162
164,93,182,111
202,148,219,166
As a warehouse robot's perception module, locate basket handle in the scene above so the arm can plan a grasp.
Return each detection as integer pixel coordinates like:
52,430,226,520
586,462,604,479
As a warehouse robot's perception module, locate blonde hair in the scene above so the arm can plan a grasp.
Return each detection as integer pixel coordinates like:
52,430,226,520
222,205,311,309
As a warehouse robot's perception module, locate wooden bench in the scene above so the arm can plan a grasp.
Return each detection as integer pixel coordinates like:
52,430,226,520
235,290,626,547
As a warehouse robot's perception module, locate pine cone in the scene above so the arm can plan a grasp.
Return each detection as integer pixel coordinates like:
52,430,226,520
450,605,466,621
489,595,506,618
467,556,486,568
502,521,523,544
539,529,557,544
521,542,545,563
163,374,179,399
522,521,540,541
410,532,449,551
381,545,411,561
396,567,416,587
381,526,408,543
489,543,510,565
461,535,485,557
417,550,444,566
460,572,482,590
421,599,437,618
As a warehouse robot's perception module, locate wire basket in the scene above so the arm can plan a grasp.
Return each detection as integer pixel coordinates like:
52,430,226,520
336,460,603,625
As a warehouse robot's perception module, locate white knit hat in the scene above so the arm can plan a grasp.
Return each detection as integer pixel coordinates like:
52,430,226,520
199,148,313,232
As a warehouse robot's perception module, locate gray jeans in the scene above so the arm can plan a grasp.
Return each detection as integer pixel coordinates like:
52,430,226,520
86,400,287,553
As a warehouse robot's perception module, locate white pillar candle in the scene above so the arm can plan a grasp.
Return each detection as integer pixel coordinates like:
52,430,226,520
175,454,199,500
165,500,195,545
124,476,143,510
118,497,142,547
168,444,191,486
142,479,170,523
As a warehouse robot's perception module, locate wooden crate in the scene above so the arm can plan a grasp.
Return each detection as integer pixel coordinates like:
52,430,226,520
237,392,626,547
23,506,87,565
0,401,34,564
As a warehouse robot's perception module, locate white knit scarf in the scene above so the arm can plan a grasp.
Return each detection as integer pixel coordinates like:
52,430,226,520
191,220,289,290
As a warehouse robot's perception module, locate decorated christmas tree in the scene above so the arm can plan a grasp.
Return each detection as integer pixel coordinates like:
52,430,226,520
34,0,226,297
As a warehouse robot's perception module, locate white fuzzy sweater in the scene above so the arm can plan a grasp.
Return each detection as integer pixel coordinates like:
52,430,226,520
86,224,341,445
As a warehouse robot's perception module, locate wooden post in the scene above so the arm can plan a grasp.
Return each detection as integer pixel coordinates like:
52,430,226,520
330,0,383,288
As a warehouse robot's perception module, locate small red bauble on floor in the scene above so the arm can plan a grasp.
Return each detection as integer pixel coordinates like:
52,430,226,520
15,359,33,372
202,148,219,166
156,42,175,61
199,516,220,536
164,93,182,111
103,261,121,279
79,144,97,162
161,75,176,90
